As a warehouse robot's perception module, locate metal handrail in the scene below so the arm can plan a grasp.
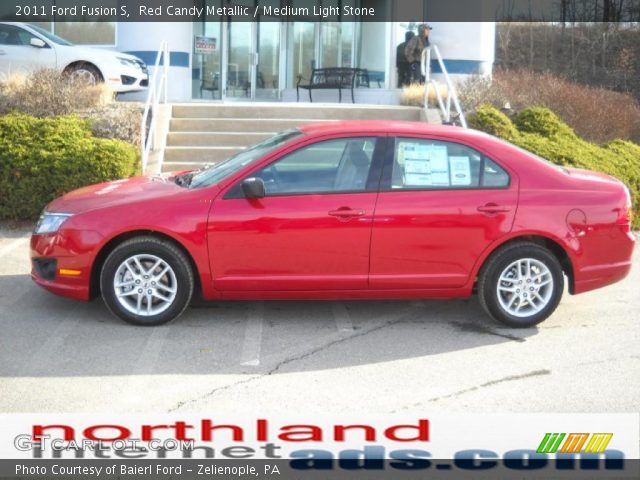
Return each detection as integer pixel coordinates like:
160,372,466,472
140,41,169,174
421,44,467,128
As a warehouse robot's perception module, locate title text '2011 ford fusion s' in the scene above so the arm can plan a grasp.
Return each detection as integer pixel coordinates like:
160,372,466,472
31,122,635,327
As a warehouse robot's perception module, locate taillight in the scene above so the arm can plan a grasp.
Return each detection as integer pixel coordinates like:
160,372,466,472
615,187,633,233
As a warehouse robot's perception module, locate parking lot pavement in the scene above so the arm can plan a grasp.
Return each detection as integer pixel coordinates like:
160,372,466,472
0,227,638,414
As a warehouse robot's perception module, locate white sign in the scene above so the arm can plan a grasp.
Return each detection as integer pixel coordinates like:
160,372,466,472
449,156,472,186
194,36,216,54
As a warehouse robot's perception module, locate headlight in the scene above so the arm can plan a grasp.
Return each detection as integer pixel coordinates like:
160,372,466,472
117,56,139,68
34,213,73,234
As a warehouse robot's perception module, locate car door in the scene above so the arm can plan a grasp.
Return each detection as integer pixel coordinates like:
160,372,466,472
370,136,518,289
0,24,56,77
208,135,386,291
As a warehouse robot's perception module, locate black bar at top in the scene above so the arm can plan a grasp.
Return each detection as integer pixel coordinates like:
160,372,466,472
2,0,640,23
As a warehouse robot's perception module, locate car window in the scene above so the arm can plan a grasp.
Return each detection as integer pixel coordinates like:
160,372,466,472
0,25,31,46
391,138,509,190
188,130,303,189
482,157,510,187
252,137,378,196
29,25,71,46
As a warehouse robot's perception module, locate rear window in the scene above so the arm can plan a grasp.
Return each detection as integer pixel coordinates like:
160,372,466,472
507,143,569,175
390,138,510,189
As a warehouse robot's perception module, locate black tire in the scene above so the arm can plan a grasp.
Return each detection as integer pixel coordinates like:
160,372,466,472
478,242,564,328
100,237,194,326
66,63,102,86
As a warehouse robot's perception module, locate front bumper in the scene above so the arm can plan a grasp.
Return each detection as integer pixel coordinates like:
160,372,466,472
30,230,101,301
103,62,149,93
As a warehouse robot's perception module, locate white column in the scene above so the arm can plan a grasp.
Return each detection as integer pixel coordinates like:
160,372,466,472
116,22,194,101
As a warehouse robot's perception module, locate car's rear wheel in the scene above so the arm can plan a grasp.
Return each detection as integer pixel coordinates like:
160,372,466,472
100,237,194,326
478,242,564,328
66,63,102,86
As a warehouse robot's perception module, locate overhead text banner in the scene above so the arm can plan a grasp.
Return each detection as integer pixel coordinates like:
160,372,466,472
2,0,636,23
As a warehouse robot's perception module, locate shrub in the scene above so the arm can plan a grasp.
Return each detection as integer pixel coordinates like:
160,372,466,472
467,104,518,141
469,105,640,228
459,70,640,144
400,82,449,107
514,108,575,138
80,104,143,146
0,113,139,221
0,69,142,146
0,69,111,117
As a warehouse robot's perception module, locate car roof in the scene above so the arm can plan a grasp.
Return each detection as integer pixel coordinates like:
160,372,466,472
298,120,490,140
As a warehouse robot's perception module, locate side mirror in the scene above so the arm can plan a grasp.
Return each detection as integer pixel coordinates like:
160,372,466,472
30,38,47,48
241,177,266,199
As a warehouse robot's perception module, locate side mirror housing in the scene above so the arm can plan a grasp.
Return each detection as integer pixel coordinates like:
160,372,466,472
30,38,47,48
241,177,266,199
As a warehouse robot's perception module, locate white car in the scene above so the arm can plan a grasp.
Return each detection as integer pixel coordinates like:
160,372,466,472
0,22,148,93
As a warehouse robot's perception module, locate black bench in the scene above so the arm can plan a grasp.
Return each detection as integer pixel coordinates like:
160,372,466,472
297,68,370,103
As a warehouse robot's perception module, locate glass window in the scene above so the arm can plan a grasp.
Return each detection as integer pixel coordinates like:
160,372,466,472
253,137,378,195
0,24,32,45
356,21,389,88
53,22,115,45
28,24,71,45
192,20,222,100
189,130,303,189
482,157,510,187
287,21,315,87
391,138,509,190
321,22,353,68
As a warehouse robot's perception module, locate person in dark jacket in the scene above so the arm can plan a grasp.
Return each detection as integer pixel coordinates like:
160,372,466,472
405,24,432,84
396,31,415,87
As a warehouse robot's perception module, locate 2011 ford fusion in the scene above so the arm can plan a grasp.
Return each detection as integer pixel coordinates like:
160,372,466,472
31,122,635,327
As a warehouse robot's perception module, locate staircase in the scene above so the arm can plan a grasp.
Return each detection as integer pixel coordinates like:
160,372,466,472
160,103,428,173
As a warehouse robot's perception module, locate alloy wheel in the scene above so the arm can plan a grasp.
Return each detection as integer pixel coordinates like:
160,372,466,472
113,254,178,317
496,258,554,318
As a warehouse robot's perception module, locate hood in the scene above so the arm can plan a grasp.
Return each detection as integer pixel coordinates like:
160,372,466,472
46,175,186,215
57,44,143,64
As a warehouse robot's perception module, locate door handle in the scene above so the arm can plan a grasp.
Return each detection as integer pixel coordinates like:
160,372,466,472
477,203,511,214
328,207,365,219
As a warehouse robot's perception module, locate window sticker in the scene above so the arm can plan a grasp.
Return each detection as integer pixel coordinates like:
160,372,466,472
449,156,472,186
400,143,450,187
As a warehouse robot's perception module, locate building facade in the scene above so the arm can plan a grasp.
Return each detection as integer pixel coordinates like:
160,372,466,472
36,2,495,104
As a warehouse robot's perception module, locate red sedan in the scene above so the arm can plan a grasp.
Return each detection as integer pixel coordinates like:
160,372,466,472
31,121,635,327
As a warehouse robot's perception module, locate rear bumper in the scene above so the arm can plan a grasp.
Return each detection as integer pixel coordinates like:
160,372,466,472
573,260,633,294
572,231,636,294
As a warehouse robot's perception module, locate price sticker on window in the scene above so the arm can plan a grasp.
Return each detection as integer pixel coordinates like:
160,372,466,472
401,143,450,186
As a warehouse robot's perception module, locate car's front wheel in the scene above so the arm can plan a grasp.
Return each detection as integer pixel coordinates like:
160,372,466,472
66,63,102,86
478,242,564,328
100,237,194,326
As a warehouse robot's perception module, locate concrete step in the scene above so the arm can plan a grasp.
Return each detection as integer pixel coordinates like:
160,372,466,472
162,162,212,173
170,118,335,132
172,103,422,121
167,132,273,147
163,146,244,164
425,108,443,124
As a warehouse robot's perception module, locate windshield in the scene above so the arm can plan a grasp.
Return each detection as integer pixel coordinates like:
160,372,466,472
29,25,72,46
188,130,303,189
